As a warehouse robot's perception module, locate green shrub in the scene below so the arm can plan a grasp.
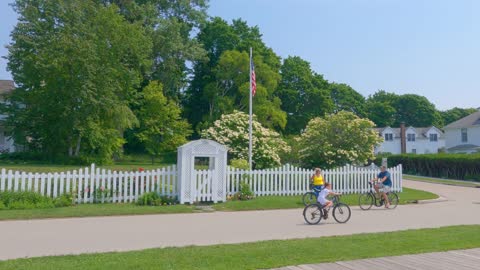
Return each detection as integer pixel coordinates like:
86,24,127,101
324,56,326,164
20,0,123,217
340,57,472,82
376,154,480,180
160,195,178,205
54,193,74,207
230,159,249,170
0,191,55,210
0,201,5,210
137,192,161,206
232,182,254,201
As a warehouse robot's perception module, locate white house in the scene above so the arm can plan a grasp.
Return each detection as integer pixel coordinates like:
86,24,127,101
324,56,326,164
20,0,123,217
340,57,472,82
0,80,16,153
444,109,480,153
374,124,445,155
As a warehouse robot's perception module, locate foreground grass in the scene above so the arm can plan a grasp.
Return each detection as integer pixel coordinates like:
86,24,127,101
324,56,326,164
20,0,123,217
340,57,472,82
405,174,480,188
1,225,479,270
0,187,437,221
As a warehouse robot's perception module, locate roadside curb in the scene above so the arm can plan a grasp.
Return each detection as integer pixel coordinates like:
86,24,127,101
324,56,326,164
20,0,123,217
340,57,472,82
411,196,448,204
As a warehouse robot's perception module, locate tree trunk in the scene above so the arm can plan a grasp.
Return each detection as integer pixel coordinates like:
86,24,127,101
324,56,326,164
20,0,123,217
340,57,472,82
74,136,82,156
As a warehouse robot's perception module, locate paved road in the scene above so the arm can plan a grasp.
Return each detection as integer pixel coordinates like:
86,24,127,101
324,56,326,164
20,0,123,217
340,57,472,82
1,180,479,260
273,248,480,270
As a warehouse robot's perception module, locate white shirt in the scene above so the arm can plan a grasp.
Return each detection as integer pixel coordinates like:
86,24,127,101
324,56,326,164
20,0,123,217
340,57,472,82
317,188,330,204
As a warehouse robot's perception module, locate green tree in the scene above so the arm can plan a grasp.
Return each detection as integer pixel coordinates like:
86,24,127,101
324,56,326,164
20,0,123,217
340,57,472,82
329,83,366,116
298,111,382,168
6,0,151,162
100,0,208,100
440,107,477,126
393,94,443,127
365,90,398,127
136,81,192,162
276,56,334,134
201,111,290,168
186,18,284,134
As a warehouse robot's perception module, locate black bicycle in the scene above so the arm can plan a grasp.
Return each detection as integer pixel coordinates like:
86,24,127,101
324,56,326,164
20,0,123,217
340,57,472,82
303,195,351,224
302,184,322,206
358,181,399,210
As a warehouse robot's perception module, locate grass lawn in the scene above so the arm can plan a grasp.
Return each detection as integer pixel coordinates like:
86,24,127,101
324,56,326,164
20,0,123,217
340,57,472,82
404,174,480,188
0,187,437,221
214,187,438,211
0,225,479,270
0,154,174,172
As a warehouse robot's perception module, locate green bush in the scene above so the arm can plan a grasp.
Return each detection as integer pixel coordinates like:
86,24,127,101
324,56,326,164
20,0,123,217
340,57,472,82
137,192,178,206
232,182,254,201
0,191,55,210
230,159,249,170
376,154,480,180
54,193,74,207
137,192,161,206
0,201,5,210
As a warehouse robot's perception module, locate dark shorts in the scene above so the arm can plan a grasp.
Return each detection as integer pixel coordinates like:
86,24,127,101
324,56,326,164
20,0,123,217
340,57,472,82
313,185,324,196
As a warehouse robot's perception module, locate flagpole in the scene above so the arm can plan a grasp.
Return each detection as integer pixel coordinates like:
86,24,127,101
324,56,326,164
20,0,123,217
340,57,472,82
249,47,253,171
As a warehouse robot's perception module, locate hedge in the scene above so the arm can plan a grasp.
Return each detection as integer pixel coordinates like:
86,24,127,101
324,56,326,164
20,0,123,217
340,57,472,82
375,154,480,181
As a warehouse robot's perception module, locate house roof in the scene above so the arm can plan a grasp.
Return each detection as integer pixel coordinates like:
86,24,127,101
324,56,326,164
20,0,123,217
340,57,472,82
0,80,15,95
374,126,444,139
447,144,480,152
444,110,480,129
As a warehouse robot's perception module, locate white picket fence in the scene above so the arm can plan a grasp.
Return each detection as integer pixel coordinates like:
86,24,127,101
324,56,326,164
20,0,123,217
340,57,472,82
227,164,403,196
0,163,402,204
0,164,178,204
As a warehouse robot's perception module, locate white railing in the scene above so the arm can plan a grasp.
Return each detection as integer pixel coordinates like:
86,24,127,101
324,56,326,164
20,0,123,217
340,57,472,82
227,164,403,196
0,164,178,204
0,163,402,204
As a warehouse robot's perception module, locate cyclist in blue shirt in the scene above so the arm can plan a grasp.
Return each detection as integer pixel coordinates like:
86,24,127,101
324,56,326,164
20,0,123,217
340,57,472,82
373,166,392,208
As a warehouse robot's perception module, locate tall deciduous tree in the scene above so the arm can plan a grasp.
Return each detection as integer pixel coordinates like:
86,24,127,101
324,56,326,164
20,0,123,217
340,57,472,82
100,0,209,100
329,83,366,116
185,18,284,134
365,90,398,127
6,0,151,162
136,81,192,162
298,111,382,168
393,94,443,127
440,107,477,126
276,56,333,134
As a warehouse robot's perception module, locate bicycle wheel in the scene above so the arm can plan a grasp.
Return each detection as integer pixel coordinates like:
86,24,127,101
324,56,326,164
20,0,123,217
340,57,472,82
333,203,351,223
358,193,374,210
302,192,317,206
387,192,399,209
303,204,323,225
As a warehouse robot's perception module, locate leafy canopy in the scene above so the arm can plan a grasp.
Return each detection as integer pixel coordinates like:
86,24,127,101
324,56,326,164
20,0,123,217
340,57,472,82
298,111,382,168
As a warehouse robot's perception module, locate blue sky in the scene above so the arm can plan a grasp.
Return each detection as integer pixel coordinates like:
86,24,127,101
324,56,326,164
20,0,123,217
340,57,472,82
1,0,479,110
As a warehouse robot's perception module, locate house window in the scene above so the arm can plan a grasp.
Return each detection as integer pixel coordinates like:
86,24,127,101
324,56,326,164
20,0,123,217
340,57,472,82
412,149,417,154
461,128,468,142
407,134,415,142
429,134,438,142
384,133,393,141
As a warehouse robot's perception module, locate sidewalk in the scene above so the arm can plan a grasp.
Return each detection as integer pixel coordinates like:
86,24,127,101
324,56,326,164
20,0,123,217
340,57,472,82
271,248,480,270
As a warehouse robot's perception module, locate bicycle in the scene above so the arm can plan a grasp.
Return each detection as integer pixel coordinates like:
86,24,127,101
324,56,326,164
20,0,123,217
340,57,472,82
302,184,323,206
303,195,351,224
358,181,399,210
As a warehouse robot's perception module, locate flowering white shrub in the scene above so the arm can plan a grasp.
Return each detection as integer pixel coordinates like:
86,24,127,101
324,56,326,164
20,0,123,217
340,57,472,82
298,111,383,168
201,111,290,168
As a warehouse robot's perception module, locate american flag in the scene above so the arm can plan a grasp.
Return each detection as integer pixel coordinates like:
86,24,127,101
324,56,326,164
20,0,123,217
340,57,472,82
251,56,256,96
